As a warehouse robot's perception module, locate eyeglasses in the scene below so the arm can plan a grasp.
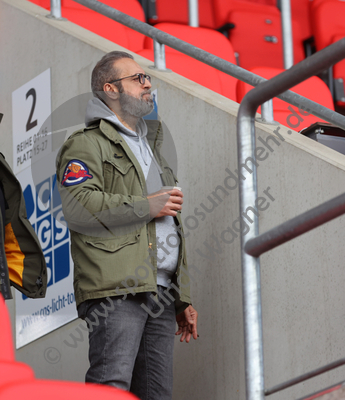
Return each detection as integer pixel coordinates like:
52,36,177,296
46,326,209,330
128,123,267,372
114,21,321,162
109,73,151,86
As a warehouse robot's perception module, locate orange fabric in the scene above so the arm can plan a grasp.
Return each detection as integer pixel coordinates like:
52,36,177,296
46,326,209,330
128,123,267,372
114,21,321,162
5,223,25,288
236,67,334,130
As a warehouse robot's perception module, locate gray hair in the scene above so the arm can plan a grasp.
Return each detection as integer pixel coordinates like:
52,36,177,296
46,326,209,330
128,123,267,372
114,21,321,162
91,51,134,99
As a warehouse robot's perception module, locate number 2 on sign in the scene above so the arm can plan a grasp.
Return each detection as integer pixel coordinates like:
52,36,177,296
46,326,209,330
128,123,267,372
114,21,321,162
26,88,38,132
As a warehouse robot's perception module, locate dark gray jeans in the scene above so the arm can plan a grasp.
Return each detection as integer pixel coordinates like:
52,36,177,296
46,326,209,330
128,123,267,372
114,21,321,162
79,286,176,400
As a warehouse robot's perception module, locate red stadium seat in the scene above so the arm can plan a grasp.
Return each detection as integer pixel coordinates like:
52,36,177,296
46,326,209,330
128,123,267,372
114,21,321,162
145,23,236,61
310,1,345,106
27,0,146,52
0,295,15,362
144,23,238,100
149,0,216,29
242,0,276,4
137,49,239,100
150,0,278,32
0,380,138,400
311,0,345,51
309,0,325,7
226,9,305,69
27,0,50,9
290,0,312,41
62,0,146,52
62,8,131,50
61,0,90,10
237,67,335,130
0,296,35,388
212,0,277,30
0,362,35,387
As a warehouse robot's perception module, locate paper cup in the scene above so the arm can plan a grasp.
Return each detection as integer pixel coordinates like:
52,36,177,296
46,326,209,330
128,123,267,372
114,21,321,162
162,186,182,192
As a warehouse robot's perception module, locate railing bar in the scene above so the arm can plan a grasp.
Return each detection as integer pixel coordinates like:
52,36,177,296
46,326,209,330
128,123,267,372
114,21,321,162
153,40,167,70
237,38,345,400
265,356,345,396
260,100,275,123
245,191,345,258
73,0,345,130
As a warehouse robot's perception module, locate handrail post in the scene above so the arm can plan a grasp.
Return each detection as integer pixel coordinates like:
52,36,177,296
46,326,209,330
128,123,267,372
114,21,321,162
280,0,294,68
259,100,275,123
153,40,167,71
188,0,199,27
238,103,265,400
49,0,62,19
238,37,345,400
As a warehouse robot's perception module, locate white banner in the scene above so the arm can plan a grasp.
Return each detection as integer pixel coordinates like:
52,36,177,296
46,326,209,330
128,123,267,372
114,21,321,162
12,69,52,174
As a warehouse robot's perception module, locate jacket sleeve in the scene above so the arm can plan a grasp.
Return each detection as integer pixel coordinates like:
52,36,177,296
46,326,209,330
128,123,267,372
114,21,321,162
56,132,150,236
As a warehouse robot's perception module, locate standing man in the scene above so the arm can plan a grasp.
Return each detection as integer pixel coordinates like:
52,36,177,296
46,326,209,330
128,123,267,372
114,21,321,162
56,51,198,400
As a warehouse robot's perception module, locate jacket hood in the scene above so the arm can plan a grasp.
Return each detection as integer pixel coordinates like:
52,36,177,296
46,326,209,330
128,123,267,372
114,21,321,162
85,97,148,139
85,97,153,165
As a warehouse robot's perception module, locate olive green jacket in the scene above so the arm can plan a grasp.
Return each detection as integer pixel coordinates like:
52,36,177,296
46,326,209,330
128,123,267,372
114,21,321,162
56,119,191,314
0,153,47,299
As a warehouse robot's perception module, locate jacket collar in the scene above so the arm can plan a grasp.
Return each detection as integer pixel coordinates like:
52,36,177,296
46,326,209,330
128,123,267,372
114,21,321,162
98,119,123,144
98,118,163,152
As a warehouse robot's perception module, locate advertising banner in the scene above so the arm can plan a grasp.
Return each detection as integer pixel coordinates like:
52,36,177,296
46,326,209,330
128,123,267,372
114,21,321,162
15,166,77,349
13,70,77,349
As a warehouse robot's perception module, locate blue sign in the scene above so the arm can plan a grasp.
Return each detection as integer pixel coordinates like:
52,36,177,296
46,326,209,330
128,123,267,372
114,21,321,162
22,174,70,298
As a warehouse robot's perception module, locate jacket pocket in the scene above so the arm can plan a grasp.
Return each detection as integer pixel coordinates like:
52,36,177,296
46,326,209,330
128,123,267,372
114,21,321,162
103,157,134,193
86,233,140,253
105,157,133,175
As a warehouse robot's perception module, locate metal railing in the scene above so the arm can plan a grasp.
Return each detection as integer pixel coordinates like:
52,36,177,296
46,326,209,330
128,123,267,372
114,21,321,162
237,38,345,400
188,0,199,27
49,0,61,19
281,0,294,69
45,0,345,130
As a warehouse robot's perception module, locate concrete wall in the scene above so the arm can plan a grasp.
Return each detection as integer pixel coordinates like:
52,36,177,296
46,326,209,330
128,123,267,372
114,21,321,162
2,1,345,399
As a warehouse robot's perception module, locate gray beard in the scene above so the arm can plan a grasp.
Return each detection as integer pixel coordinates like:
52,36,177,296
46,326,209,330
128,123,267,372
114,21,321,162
119,91,154,118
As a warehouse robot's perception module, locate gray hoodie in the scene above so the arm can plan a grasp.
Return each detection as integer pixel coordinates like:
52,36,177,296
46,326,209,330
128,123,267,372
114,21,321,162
85,98,179,287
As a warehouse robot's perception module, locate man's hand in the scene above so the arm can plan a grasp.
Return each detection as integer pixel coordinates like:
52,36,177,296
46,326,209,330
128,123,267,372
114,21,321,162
147,188,183,218
175,305,198,343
